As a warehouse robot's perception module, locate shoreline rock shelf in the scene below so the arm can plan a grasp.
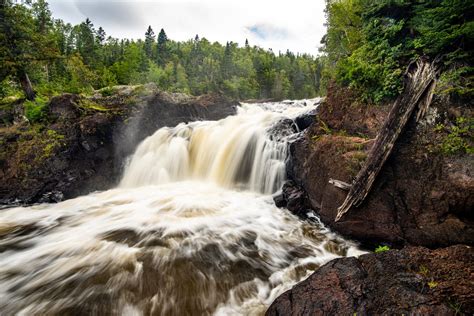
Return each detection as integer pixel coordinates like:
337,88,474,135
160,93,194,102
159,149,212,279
267,245,474,315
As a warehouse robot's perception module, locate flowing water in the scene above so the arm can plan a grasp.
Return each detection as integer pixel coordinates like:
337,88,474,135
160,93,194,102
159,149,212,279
0,100,363,315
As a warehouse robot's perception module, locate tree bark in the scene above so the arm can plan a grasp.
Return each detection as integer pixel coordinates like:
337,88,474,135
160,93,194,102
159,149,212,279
18,69,36,101
335,58,439,222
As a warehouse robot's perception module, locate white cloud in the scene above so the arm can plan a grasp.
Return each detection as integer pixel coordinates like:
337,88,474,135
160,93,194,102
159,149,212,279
48,0,327,55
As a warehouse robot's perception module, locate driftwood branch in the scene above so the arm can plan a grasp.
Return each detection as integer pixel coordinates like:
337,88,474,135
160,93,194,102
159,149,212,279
329,179,351,191
335,59,439,222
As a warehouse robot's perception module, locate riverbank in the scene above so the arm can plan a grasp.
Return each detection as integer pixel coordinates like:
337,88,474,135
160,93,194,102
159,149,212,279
0,84,237,204
1,84,472,314
269,82,473,313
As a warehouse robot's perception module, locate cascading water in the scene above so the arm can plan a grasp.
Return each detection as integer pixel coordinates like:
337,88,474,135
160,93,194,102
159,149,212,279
0,99,363,315
120,103,293,194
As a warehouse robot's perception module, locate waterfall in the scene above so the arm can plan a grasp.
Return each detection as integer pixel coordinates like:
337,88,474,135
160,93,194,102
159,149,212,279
0,99,364,316
120,102,309,194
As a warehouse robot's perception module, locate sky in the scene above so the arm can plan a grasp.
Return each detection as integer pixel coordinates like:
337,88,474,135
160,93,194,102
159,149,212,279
48,0,327,55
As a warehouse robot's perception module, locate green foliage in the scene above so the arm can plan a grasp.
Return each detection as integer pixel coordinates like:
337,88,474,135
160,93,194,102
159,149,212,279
65,54,98,94
100,86,115,97
374,245,390,253
0,1,322,102
436,66,474,97
321,0,474,103
24,95,49,123
0,78,22,100
78,99,109,112
436,117,474,155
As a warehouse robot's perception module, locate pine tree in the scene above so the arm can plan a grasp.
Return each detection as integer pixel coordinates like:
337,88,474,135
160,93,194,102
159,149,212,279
144,25,155,58
96,26,106,45
76,18,96,65
157,28,168,46
31,0,52,34
221,42,233,80
157,28,168,66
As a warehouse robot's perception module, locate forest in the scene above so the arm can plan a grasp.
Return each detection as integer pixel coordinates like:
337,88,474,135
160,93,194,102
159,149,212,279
321,0,473,103
2,0,472,107
0,0,323,102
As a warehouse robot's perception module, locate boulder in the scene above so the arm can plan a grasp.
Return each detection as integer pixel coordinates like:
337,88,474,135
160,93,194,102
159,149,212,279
267,245,474,315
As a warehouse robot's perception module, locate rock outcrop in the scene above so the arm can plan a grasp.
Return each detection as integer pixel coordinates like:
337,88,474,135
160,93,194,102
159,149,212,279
267,245,474,315
0,85,237,204
285,85,474,248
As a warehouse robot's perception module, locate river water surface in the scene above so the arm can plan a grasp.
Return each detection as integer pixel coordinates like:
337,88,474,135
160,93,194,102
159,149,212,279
0,100,362,315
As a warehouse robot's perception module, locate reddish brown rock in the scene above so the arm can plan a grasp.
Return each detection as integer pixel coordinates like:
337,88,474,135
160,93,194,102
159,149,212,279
267,245,474,315
286,86,474,248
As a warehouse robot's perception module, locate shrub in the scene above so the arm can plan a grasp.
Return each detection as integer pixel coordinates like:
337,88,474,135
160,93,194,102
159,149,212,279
374,245,390,253
24,95,49,123
437,117,474,155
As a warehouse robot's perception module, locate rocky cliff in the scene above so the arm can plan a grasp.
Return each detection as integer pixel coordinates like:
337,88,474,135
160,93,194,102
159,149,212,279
0,85,237,204
284,86,473,248
269,84,473,314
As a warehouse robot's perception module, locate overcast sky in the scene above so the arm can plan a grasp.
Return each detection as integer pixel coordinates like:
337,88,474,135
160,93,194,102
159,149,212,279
48,0,327,55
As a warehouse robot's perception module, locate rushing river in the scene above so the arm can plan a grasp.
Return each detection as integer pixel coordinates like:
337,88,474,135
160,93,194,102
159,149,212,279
0,100,362,315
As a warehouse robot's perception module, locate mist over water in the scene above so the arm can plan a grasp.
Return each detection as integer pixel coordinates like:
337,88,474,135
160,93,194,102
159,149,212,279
0,99,363,315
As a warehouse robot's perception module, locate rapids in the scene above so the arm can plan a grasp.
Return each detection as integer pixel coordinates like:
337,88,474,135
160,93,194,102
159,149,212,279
0,99,363,315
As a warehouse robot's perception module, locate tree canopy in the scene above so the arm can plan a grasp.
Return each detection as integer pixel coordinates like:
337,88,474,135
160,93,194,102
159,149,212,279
0,0,322,101
321,0,473,103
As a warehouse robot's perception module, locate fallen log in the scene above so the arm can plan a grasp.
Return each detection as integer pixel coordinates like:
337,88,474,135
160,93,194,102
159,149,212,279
335,59,439,222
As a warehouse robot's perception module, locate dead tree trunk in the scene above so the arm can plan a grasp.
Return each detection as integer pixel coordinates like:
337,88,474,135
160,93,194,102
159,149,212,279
18,69,36,101
335,59,439,222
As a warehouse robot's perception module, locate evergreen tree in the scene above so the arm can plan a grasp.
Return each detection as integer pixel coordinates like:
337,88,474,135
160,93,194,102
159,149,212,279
144,25,155,58
0,1,58,99
76,18,96,65
221,42,233,80
31,0,52,34
96,26,106,45
157,28,169,65
158,28,168,46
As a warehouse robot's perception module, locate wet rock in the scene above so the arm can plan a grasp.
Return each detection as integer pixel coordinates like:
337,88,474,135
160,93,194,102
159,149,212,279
267,245,474,315
273,192,286,208
0,89,238,205
273,181,311,217
268,118,297,142
38,191,64,203
294,108,318,131
287,90,474,248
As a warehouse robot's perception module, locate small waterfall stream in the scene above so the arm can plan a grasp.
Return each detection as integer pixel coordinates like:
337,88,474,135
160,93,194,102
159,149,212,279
0,99,362,315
